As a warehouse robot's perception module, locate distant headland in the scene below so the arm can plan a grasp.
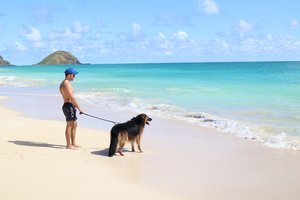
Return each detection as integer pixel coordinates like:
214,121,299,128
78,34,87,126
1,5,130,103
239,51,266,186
0,55,12,66
34,50,81,65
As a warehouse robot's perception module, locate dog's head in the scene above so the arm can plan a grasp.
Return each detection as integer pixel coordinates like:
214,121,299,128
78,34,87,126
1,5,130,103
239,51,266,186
136,113,152,126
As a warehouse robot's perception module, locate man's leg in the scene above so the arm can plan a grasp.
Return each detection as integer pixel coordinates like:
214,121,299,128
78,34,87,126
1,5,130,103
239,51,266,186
71,121,80,147
66,121,76,150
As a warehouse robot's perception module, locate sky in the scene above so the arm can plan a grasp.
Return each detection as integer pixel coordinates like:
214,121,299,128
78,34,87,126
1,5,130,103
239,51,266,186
0,0,300,65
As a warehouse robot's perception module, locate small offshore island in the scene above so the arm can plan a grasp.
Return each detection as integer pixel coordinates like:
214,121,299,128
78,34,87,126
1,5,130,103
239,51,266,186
34,50,81,65
0,50,81,66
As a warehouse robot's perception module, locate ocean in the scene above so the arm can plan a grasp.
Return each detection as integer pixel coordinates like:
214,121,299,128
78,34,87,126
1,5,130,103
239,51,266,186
1,61,300,150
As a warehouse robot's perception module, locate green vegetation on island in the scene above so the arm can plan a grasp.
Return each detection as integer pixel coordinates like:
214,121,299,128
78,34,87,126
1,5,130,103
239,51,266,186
35,50,81,65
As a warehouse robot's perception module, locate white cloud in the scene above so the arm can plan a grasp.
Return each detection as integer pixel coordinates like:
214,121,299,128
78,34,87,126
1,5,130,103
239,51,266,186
279,35,300,51
174,31,188,41
199,0,219,15
14,41,26,51
291,19,299,29
95,32,102,39
164,51,173,56
51,28,81,41
33,41,46,48
156,33,171,49
118,23,145,42
21,27,41,42
238,19,253,33
72,21,90,33
295,41,300,50
158,32,166,40
132,23,141,35
217,39,229,50
266,33,273,40
0,44,7,51
236,19,255,38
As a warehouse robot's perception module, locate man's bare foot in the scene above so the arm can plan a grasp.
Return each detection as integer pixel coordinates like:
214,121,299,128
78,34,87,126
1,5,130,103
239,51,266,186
73,144,81,148
66,145,76,150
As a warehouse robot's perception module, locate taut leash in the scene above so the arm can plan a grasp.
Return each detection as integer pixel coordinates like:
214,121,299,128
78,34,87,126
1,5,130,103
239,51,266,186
80,112,119,125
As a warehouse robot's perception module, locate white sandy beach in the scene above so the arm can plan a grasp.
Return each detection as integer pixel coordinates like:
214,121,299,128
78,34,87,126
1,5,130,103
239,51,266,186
1,95,300,200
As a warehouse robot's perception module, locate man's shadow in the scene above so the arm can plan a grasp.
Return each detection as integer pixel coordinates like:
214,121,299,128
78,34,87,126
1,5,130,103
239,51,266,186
8,140,65,149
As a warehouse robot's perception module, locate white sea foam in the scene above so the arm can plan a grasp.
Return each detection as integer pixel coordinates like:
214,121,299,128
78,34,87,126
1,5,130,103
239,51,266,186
77,91,300,151
264,133,300,150
0,76,46,87
0,76,19,86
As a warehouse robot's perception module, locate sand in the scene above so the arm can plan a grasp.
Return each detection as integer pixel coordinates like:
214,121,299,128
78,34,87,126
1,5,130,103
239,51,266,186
1,95,300,200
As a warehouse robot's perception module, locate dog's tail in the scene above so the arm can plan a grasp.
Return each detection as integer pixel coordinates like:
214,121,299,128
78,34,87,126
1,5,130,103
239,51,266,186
108,126,119,157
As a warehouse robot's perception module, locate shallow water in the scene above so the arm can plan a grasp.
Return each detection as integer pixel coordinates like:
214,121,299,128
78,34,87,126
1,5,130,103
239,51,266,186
1,61,300,149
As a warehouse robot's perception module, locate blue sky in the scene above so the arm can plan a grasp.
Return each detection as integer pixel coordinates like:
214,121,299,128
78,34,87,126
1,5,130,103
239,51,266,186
0,0,300,65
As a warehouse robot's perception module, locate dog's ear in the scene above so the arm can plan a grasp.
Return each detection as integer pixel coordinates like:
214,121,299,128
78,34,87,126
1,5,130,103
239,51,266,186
136,114,149,125
135,114,144,125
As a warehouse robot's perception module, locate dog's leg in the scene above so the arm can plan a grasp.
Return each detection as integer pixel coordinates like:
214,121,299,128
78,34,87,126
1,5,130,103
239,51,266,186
117,149,124,156
109,126,120,157
118,135,126,156
131,140,135,152
117,144,125,156
136,135,143,152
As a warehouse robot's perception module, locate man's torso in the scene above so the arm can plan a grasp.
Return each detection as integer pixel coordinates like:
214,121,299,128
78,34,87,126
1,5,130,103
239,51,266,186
60,80,74,103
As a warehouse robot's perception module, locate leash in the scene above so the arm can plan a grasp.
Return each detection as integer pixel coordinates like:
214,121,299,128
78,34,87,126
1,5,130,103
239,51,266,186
80,112,119,125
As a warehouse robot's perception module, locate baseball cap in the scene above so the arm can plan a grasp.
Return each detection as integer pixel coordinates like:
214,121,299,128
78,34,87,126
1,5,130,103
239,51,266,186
64,68,79,75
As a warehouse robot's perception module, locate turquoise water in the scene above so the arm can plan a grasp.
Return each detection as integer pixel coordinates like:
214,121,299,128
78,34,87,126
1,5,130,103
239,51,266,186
1,62,300,150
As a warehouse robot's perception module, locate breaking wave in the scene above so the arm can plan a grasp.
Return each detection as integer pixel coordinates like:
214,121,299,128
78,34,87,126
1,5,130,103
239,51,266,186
77,91,300,151
0,76,47,87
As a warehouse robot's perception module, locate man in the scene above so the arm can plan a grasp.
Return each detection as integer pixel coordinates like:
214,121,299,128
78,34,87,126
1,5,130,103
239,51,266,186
59,68,83,150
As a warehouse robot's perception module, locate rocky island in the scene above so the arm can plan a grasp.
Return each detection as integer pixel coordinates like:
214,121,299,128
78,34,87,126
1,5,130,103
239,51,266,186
0,55,12,66
35,50,81,65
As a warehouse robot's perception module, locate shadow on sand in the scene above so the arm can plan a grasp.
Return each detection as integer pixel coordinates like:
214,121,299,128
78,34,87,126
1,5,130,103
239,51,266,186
90,148,110,157
91,148,135,157
8,140,65,149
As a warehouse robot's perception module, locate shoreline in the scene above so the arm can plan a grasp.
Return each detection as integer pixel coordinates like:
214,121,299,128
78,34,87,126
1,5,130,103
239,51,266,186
1,94,300,199
2,86,300,151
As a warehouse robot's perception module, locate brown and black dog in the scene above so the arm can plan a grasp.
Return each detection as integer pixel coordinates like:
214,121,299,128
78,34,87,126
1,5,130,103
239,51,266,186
108,114,152,157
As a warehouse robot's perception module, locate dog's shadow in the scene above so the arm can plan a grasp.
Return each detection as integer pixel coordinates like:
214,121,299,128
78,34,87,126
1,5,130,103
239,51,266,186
91,148,133,157
91,148,109,157
8,140,65,149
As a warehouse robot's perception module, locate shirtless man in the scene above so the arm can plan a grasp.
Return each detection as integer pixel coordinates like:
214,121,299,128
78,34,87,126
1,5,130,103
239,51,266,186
59,68,83,150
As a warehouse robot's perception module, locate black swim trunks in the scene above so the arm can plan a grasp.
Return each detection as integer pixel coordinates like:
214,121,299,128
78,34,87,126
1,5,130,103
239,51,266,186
62,102,77,121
